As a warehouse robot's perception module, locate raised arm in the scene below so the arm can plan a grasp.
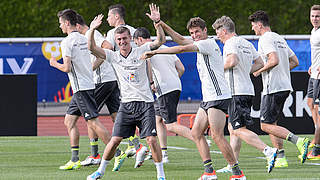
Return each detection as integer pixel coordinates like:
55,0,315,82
141,43,198,60
88,14,106,59
146,3,165,50
159,21,193,45
145,3,192,46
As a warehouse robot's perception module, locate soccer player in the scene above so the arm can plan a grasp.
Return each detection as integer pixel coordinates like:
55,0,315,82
248,10,310,166
212,16,277,173
75,14,127,168
49,9,111,170
141,16,246,180
104,4,143,164
308,4,320,160
86,9,166,180
133,27,194,163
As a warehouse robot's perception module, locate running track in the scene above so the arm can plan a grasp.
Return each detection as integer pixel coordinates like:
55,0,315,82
37,116,188,136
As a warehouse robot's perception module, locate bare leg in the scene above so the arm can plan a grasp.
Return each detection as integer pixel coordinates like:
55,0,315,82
64,114,80,147
156,116,167,149
191,108,211,161
147,136,162,162
87,117,111,145
307,98,318,144
208,108,237,165
228,124,241,161
233,126,268,152
166,122,194,141
102,136,123,160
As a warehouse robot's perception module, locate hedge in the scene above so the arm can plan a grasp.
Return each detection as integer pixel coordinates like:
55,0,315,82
0,0,316,37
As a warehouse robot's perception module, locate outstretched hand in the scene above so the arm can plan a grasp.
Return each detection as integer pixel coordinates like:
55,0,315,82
146,3,160,22
141,51,156,60
90,14,104,30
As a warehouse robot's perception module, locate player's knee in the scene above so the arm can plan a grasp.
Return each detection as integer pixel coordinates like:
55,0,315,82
146,136,157,145
191,128,201,140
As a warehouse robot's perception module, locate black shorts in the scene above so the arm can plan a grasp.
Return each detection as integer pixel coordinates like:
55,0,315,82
154,90,180,124
66,89,99,121
200,99,231,114
260,91,290,124
228,95,254,130
307,78,320,105
95,81,120,114
112,101,157,139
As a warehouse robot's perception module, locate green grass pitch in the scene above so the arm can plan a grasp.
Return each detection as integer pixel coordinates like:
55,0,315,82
0,135,319,180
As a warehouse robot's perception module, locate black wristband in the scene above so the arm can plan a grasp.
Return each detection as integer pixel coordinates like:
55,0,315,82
154,19,161,24
150,81,154,85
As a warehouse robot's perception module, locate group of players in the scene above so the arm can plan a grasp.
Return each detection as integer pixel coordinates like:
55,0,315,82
49,3,320,180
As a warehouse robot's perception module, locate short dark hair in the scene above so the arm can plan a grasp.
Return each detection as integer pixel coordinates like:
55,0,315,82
133,27,151,39
57,9,78,26
186,17,206,30
311,5,320,11
114,26,131,36
109,4,126,19
248,10,269,27
76,14,86,26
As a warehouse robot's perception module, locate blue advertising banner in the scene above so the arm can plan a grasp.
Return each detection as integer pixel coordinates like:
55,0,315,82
0,37,312,102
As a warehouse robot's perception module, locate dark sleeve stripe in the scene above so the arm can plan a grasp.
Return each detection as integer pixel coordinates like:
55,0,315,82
203,55,222,96
70,62,80,92
229,69,235,95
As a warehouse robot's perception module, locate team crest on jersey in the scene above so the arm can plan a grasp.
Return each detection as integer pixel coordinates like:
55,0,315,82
41,42,62,60
127,72,139,82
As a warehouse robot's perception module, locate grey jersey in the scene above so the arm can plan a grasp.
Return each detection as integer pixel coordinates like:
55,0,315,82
103,43,154,102
61,31,95,93
223,36,260,96
258,32,295,95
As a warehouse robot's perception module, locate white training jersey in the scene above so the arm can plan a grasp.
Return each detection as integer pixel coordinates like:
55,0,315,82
193,38,231,102
106,24,137,51
85,30,117,84
310,28,320,79
258,31,295,95
60,31,95,93
103,43,154,103
223,36,260,96
149,44,182,98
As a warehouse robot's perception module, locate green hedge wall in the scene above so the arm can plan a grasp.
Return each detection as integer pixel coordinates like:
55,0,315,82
0,0,316,37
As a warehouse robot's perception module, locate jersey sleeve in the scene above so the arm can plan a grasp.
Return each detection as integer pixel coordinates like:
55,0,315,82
250,43,260,60
287,46,295,58
224,40,237,56
103,49,116,63
61,39,71,57
194,39,215,55
260,35,276,55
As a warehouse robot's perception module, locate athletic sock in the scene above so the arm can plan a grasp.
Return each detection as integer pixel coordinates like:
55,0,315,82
161,148,168,157
90,138,99,157
312,144,320,155
286,132,299,144
262,146,273,157
97,159,109,174
71,146,79,162
154,161,165,178
231,163,242,175
277,149,285,158
203,159,214,173
114,148,122,157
